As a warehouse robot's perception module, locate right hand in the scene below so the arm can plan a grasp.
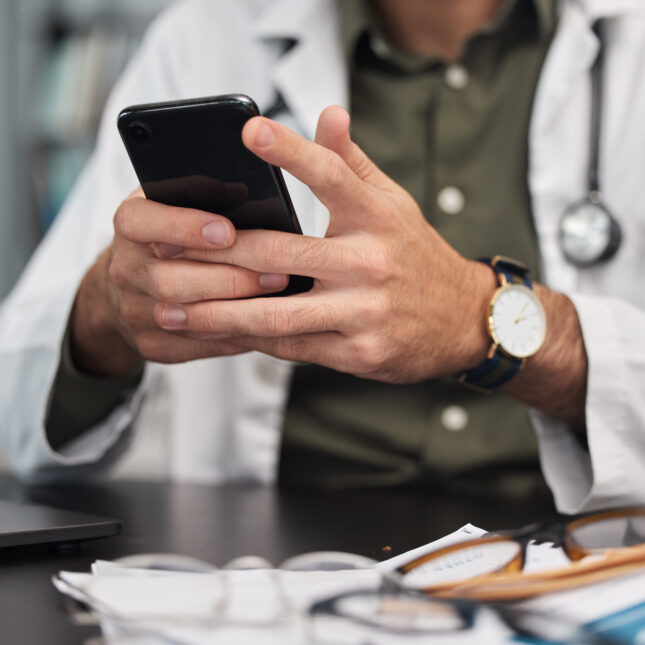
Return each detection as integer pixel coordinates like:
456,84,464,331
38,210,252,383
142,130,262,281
71,189,289,376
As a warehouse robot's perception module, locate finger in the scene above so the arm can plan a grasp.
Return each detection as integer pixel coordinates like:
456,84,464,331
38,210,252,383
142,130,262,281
314,106,398,192
114,196,236,250
114,256,289,303
134,329,248,364
180,229,355,281
226,332,348,371
242,117,373,213
155,293,349,337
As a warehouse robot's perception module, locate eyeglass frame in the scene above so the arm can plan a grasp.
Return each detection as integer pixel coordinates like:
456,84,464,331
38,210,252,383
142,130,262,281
396,507,645,593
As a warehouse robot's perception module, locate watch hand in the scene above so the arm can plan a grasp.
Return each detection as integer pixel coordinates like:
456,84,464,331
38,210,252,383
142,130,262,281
515,311,539,324
514,301,529,324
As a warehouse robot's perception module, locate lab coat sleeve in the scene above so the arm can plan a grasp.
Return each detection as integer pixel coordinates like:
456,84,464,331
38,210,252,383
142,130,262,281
531,293,645,514
0,3,192,482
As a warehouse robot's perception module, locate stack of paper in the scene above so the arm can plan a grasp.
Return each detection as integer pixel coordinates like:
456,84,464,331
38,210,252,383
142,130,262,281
54,524,645,644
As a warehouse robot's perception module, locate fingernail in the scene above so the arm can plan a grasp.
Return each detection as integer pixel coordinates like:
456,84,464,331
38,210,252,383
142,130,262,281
161,305,186,327
259,273,288,290
202,220,230,246
157,243,184,258
255,121,275,147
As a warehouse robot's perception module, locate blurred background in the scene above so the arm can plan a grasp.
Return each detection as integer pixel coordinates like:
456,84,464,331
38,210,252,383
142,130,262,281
0,0,172,302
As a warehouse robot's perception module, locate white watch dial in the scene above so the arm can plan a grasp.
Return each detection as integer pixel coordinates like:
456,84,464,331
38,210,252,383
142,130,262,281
489,284,547,358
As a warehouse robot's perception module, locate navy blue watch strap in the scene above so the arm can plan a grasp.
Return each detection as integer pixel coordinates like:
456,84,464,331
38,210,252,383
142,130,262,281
460,348,523,392
485,256,532,288
459,256,530,393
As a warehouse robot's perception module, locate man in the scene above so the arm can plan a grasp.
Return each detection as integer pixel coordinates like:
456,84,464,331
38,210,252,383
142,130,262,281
0,0,644,512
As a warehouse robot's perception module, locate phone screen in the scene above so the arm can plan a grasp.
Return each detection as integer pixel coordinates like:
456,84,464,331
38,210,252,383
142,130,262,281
118,95,302,234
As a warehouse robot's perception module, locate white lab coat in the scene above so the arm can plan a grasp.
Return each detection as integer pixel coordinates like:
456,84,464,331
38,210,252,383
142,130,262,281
1,0,644,513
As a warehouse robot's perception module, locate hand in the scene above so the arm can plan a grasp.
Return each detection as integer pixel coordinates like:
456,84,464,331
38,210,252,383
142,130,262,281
156,106,497,383
71,189,290,376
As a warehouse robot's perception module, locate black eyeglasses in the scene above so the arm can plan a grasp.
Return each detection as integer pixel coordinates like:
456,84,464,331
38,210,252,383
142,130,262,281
307,588,621,644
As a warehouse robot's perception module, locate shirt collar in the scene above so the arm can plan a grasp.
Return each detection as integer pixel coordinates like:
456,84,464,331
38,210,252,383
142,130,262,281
338,0,556,68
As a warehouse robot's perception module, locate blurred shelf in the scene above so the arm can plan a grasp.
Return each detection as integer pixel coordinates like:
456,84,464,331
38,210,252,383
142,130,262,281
12,0,173,232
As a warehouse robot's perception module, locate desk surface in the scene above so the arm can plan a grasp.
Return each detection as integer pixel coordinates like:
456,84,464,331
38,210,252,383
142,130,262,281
0,475,557,644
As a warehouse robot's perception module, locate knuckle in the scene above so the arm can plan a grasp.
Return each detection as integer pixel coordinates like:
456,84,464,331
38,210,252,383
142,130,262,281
296,238,328,272
107,257,127,289
168,211,185,246
114,197,141,239
261,236,289,269
352,243,395,284
321,155,346,191
372,252,397,285
135,332,162,361
262,304,292,335
117,295,138,324
227,269,242,299
350,334,389,375
357,292,389,327
204,303,228,334
107,260,121,287
148,264,176,302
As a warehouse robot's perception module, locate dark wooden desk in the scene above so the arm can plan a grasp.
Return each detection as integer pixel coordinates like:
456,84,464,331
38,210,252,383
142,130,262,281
0,475,557,644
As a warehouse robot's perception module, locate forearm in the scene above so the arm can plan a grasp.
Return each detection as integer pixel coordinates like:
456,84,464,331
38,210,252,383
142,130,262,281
47,314,144,450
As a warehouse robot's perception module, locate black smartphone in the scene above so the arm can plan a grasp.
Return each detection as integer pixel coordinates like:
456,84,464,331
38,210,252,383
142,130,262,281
117,93,312,295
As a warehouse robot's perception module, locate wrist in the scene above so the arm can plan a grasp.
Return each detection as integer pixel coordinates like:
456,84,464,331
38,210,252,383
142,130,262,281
457,259,498,371
506,284,587,429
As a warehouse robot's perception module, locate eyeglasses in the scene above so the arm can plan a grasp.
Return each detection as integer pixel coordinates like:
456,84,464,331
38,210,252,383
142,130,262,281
396,507,645,601
54,550,388,641
55,535,636,645
307,589,621,644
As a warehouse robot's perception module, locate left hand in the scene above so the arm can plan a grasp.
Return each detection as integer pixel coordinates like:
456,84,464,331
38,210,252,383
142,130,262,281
155,106,496,383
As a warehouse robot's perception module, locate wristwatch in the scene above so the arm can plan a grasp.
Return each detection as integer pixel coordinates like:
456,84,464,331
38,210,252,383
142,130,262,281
459,256,547,393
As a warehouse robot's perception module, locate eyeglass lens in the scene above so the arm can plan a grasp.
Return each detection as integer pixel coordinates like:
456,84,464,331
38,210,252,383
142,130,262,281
333,592,465,631
567,511,645,551
401,539,523,588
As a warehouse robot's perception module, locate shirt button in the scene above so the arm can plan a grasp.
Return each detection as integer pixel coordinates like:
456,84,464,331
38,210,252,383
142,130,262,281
370,35,391,59
444,63,469,90
441,405,469,432
437,186,465,215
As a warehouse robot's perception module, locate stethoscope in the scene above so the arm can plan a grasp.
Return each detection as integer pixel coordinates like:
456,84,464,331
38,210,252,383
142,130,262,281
266,28,622,267
558,21,622,267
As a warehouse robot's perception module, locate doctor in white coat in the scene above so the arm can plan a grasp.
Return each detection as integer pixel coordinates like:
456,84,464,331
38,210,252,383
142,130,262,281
0,0,644,514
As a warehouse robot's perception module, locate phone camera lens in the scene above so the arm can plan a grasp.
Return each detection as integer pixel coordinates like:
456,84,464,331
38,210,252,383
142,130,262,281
128,121,151,141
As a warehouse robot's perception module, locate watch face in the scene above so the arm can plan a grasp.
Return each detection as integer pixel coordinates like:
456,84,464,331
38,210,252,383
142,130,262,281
489,284,547,358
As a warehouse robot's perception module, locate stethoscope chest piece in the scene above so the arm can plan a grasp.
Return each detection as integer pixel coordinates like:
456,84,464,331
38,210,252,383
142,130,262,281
558,192,622,267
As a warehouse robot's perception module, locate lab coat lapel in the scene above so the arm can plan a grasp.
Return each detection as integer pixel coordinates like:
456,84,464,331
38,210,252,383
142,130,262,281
252,0,349,140
252,0,347,237
530,2,598,139
531,0,644,142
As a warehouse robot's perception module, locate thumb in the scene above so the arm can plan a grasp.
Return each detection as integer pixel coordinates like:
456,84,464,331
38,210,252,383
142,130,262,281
314,106,397,191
